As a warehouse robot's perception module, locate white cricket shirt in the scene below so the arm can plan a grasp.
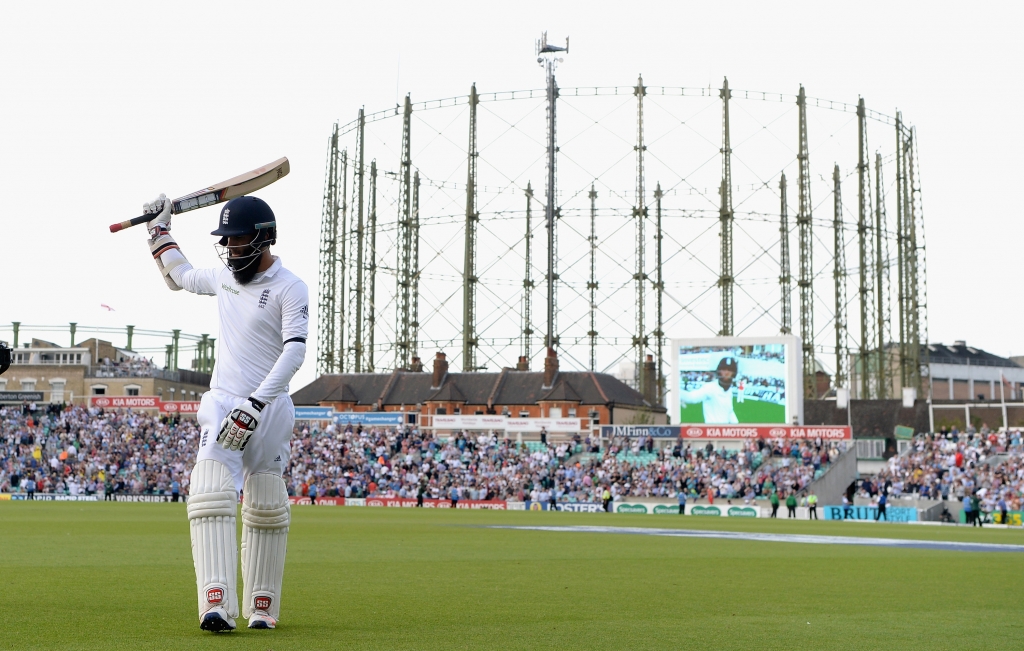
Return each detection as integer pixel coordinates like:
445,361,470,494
679,380,739,424
176,256,309,399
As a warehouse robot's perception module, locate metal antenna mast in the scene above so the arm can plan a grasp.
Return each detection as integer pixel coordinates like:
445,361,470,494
352,109,366,372
588,184,598,371
856,98,875,399
833,164,849,391
874,153,891,399
366,159,377,372
411,170,421,363
317,123,340,376
779,173,792,334
654,182,665,402
537,32,567,352
463,83,480,371
396,94,414,369
523,183,535,364
797,85,815,399
634,75,648,392
719,77,734,336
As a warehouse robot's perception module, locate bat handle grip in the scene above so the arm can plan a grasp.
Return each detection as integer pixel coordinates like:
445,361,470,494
109,214,151,233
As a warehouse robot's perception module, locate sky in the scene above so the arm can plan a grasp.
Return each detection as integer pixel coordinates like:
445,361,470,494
1,1,1021,391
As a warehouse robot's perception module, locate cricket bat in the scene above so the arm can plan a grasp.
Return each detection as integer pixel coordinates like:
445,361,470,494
109,157,290,233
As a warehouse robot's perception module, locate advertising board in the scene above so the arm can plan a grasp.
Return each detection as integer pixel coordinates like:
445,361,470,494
432,414,507,430
333,412,409,427
294,406,335,420
823,506,918,522
554,503,606,513
288,496,345,506
363,497,507,509
89,396,201,414
0,391,44,402
678,425,851,440
670,336,802,426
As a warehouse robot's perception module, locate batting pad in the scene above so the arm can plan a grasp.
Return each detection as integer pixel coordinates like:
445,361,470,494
241,473,290,620
187,459,239,619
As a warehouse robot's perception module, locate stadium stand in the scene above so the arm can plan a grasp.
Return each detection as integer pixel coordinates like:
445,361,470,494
1,404,849,504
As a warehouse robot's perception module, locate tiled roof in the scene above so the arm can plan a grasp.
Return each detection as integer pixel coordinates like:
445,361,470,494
291,368,660,411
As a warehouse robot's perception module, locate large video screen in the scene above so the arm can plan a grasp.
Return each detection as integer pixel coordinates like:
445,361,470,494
670,337,801,425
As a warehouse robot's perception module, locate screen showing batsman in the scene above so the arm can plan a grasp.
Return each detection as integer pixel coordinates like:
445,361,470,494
144,192,307,632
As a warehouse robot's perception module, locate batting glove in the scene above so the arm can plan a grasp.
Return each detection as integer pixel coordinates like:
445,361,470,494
144,193,172,237
217,397,267,451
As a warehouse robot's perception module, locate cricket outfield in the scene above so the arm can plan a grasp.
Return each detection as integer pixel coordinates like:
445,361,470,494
2,503,1023,650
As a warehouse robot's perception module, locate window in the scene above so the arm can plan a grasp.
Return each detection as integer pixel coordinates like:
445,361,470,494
435,407,447,415
91,385,107,395
549,407,562,418
20,379,36,391
453,407,461,415
126,387,140,396
0,379,7,391
567,408,576,417
49,379,66,404
519,411,530,418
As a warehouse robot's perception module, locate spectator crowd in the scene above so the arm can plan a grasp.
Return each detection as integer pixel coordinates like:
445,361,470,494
859,426,1024,521
1,404,845,506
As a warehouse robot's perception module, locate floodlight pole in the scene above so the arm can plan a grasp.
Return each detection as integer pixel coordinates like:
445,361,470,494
797,86,815,400
856,98,875,399
719,78,734,337
779,173,792,335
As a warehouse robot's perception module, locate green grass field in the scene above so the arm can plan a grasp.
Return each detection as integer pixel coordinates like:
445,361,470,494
679,397,785,424
3,503,1024,650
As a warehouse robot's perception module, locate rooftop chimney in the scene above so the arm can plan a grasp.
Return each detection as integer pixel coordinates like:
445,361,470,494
642,354,658,405
954,340,966,347
543,348,559,388
410,356,424,372
516,355,530,371
431,352,448,389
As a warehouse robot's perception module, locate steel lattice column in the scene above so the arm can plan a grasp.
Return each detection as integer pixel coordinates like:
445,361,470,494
654,182,665,402
352,109,365,372
874,153,891,399
797,86,815,399
317,123,340,375
856,98,876,399
396,94,414,369
543,61,559,351
833,165,849,391
895,113,910,391
909,127,929,393
523,183,535,364
411,171,421,363
719,78,734,337
587,184,598,372
779,173,792,335
634,75,648,392
463,84,479,371
904,127,924,393
366,159,377,373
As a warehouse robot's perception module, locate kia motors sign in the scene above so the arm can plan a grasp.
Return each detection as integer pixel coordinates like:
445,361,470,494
90,395,201,414
678,425,851,440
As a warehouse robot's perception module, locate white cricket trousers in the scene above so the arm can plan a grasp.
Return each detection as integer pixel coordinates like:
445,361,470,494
195,388,294,493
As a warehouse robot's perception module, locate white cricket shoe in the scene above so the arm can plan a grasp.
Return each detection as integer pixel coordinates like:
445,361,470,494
199,607,237,633
247,611,277,629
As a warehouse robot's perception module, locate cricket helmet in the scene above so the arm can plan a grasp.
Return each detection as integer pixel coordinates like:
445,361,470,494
716,356,738,375
212,196,277,272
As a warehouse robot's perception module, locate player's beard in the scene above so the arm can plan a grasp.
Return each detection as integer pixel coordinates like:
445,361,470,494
232,260,261,285
718,376,733,391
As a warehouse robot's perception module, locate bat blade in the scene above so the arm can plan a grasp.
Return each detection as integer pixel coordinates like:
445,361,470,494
109,157,289,233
